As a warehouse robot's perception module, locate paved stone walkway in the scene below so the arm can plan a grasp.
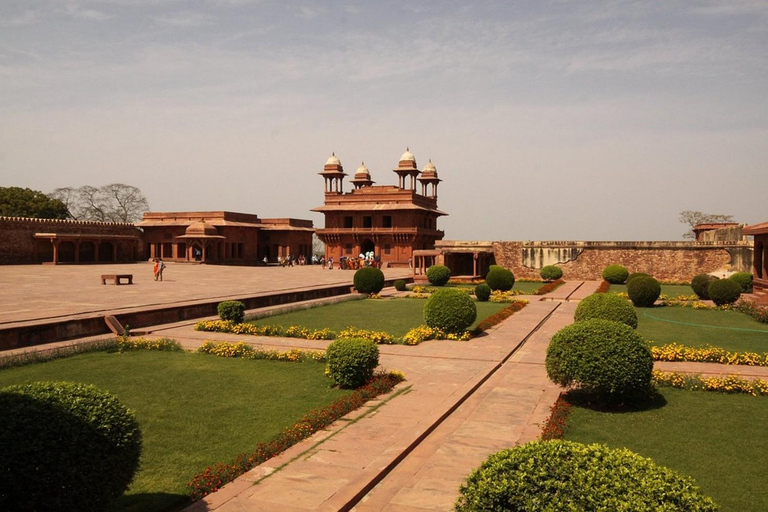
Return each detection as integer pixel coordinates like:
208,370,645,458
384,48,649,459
0,263,411,326
181,280,599,511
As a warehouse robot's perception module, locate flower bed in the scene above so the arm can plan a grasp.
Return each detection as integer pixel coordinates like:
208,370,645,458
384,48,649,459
186,371,405,500
534,279,565,295
198,341,326,362
651,343,768,366
116,336,182,352
595,280,611,293
735,298,768,323
472,300,528,334
539,394,571,440
653,370,768,397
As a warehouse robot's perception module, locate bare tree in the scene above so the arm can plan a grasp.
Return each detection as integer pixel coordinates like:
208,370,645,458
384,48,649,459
312,233,325,257
101,183,149,223
679,210,734,239
48,184,150,223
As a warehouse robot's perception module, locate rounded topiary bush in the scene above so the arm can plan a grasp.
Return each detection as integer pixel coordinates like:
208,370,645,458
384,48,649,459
485,266,515,291
545,319,653,402
708,278,742,306
423,288,478,334
539,265,563,282
627,276,661,308
626,272,651,285
691,273,718,300
426,265,451,286
393,279,407,292
456,440,718,512
729,271,753,293
218,300,245,323
474,283,491,302
602,264,629,284
325,337,380,389
0,382,142,512
574,292,638,329
353,267,385,294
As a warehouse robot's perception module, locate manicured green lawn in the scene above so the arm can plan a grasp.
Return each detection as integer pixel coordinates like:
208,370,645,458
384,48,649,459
564,388,768,512
636,306,768,352
609,283,694,297
0,351,349,512
251,298,509,336
513,281,545,294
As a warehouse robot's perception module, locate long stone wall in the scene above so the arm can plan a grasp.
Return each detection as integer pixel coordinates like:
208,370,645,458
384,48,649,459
491,241,753,281
0,217,141,264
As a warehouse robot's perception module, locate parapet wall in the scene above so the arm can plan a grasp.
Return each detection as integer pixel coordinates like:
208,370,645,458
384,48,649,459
492,240,753,281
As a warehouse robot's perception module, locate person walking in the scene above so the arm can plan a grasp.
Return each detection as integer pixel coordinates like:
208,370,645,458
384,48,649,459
153,258,159,281
157,258,166,281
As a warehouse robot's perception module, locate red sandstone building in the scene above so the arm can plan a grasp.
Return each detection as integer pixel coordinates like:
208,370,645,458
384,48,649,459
136,211,313,264
312,150,446,267
744,222,768,302
0,216,141,264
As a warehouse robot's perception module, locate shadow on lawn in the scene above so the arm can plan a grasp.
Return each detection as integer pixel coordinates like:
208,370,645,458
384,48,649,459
112,492,191,512
565,388,668,414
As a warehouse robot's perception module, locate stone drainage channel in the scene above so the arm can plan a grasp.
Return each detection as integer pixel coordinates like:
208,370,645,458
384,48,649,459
186,280,597,512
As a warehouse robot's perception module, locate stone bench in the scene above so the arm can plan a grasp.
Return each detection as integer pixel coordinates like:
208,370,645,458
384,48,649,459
101,274,133,285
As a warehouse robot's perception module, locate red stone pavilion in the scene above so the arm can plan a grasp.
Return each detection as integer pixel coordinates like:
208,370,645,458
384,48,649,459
313,150,446,267
744,221,768,303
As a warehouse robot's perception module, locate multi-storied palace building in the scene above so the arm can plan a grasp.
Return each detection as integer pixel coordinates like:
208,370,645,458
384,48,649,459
313,149,446,267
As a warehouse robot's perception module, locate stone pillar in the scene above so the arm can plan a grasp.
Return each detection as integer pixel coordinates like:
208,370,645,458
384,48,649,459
112,243,118,262
52,240,59,265
473,253,478,277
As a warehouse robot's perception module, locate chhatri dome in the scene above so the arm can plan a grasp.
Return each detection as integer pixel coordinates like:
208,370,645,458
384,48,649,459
325,153,341,166
355,162,370,177
399,148,415,162
422,159,437,176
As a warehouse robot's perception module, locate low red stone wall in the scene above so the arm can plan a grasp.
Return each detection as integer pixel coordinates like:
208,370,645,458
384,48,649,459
492,241,753,281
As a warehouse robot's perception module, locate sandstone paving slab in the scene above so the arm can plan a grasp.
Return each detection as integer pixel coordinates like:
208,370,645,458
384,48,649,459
353,302,577,511
184,299,562,512
0,263,411,325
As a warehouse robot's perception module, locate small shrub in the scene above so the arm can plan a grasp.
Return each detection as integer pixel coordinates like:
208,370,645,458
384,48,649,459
729,272,753,293
218,300,245,323
626,272,651,284
474,283,491,302
539,265,563,282
708,278,741,306
325,337,380,389
353,267,385,294
574,292,637,329
485,267,515,291
691,273,718,300
601,264,629,284
545,319,653,402
0,382,142,512
426,265,451,286
423,288,478,333
456,440,718,512
393,279,407,291
627,276,661,307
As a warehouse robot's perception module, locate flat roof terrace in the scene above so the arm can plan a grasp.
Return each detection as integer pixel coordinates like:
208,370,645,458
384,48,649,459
0,263,411,327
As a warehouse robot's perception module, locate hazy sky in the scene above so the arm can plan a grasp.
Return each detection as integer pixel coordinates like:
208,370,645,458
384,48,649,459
1,1,766,241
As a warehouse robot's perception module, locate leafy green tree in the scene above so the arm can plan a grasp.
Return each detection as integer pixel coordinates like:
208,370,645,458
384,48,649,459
679,210,733,239
0,187,69,219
